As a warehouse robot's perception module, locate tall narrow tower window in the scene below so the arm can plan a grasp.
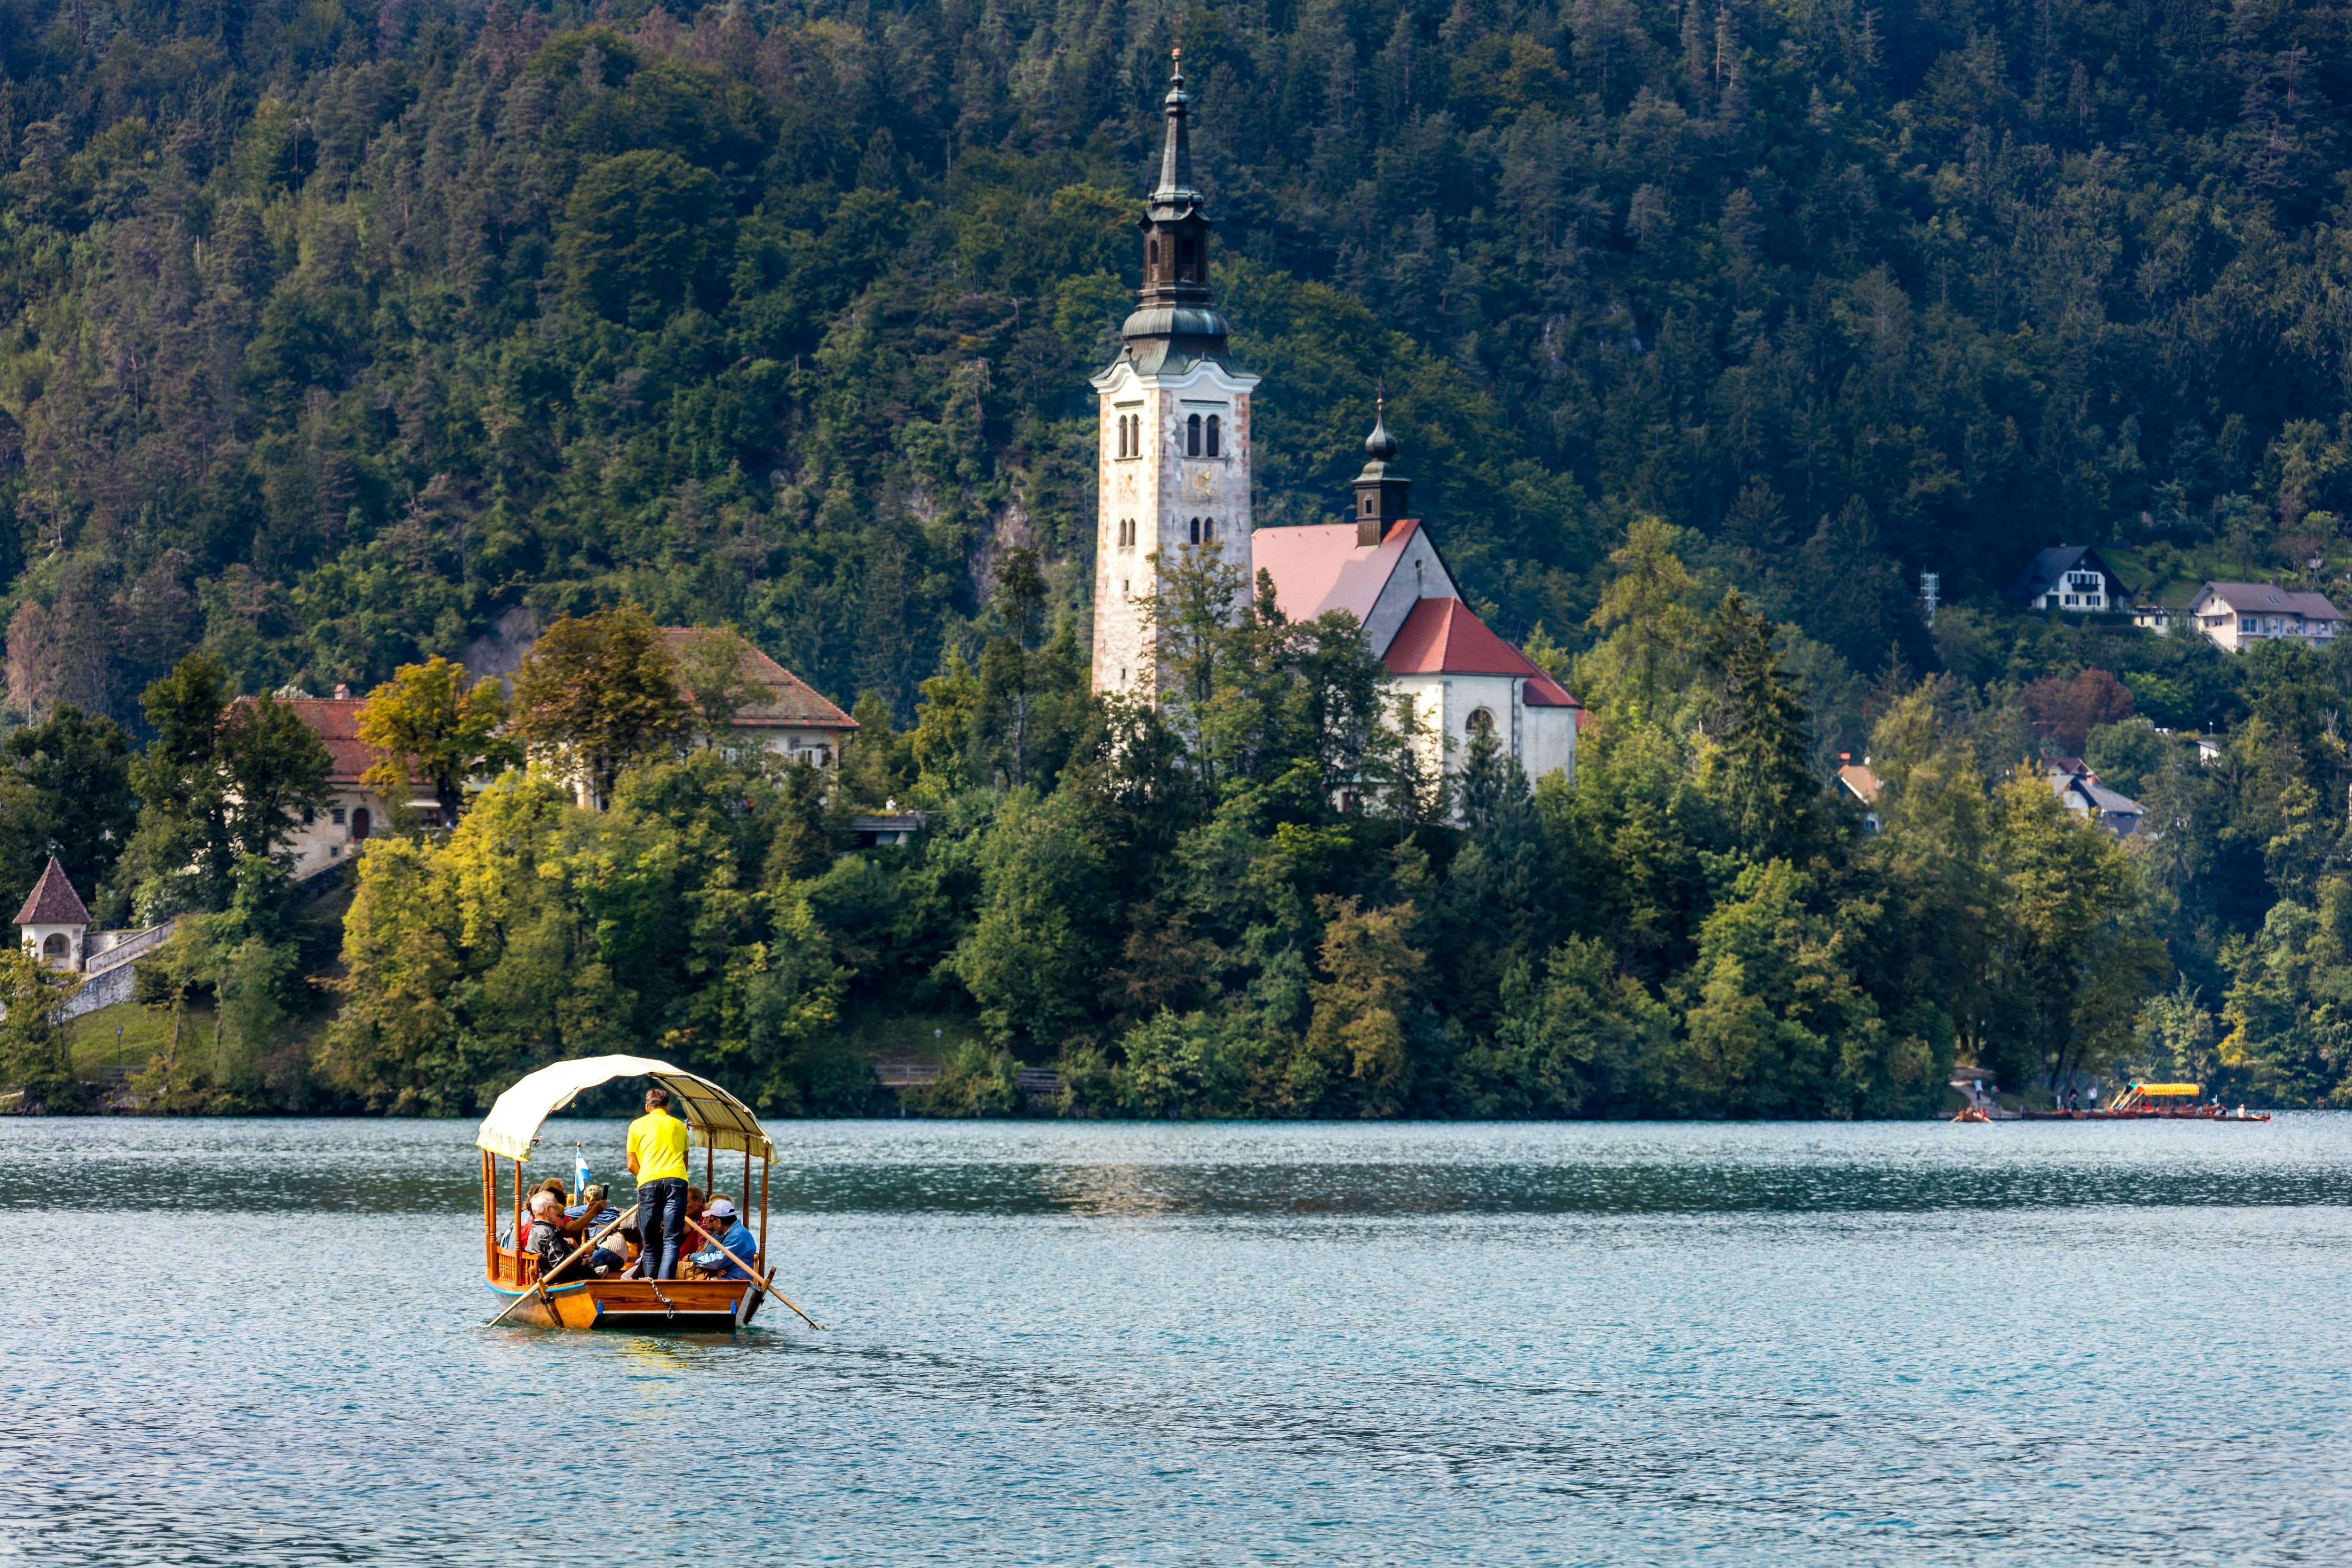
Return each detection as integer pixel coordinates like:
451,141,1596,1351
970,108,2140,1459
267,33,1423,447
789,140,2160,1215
1186,414,1202,456
1179,238,1196,279
1205,415,1220,457
1148,239,1160,275
1188,517,1200,544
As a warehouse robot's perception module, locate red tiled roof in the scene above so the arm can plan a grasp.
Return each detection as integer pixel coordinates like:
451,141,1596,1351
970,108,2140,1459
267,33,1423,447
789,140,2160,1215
1254,518,1429,629
1523,673,1578,708
1837,764,1882,804
1381,598,1582,712
13,857,88,927
660,629,856,731
273,697,378,785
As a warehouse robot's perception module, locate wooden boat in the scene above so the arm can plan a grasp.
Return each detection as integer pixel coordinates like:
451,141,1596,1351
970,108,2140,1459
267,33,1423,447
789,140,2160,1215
2021,1082,2272,1122
476,1054,781,1332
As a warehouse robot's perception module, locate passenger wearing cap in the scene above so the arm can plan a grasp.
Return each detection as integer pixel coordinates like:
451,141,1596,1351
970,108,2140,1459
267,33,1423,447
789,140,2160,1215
683,1196,757,1281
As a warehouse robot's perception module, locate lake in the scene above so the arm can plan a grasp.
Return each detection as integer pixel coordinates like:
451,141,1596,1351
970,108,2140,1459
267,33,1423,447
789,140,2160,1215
1,1115,2347,1564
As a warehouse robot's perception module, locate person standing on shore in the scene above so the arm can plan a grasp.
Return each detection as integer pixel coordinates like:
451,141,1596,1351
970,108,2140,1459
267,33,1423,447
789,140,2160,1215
625,1085,691,1280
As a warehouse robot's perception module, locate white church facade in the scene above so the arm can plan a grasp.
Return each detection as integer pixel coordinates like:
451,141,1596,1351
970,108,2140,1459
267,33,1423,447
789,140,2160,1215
1091,59,1581,787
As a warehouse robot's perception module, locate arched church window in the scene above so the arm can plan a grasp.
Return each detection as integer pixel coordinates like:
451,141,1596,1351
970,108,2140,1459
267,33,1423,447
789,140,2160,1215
42,932,67,962
1467,708,1495,734
1205,415,1220,457
1202,517,1214,543
1188,517,1200,544
1186,414,1201,456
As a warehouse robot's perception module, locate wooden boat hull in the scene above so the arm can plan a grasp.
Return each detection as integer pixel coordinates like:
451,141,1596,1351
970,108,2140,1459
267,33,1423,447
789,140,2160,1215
486,1275,765,1332
2019,1108,2272,1122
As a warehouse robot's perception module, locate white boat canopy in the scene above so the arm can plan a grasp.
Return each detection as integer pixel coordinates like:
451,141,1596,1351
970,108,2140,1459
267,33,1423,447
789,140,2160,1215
475,1054,775,1162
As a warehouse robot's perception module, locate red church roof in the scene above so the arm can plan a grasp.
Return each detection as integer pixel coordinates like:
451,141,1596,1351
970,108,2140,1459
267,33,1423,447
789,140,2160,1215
1254,518,1433,627
13,857,89,927
1381,598,1583,710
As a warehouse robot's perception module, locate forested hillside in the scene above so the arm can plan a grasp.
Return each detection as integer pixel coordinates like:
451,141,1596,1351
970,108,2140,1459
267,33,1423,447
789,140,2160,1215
11,0,2352,1116
13,0,2352,712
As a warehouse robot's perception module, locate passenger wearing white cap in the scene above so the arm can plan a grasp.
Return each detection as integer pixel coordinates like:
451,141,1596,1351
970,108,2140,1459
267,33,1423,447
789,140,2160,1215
683,1196,757,1281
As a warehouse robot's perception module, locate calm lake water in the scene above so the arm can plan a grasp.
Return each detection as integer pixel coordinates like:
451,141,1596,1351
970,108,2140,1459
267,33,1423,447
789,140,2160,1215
2,1116,2349,1565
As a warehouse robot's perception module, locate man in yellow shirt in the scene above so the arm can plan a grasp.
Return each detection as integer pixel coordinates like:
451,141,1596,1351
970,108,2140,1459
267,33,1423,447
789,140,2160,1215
624,1085,692,1280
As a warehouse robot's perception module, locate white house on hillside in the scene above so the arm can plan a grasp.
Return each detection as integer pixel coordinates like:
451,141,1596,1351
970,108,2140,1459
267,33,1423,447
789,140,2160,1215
2009,545,2130,613
2185,581,2344,651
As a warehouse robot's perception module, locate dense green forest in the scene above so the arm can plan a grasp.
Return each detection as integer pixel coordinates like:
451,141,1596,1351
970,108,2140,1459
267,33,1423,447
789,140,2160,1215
9,0,2352,1115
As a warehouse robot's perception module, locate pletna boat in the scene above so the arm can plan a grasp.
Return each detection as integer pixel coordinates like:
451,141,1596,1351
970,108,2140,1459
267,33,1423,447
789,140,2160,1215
476,1054,782,1331
2021,1082,2271,1122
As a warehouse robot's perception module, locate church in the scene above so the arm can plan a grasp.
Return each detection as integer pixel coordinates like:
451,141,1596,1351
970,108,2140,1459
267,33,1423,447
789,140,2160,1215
1090,58,1581,787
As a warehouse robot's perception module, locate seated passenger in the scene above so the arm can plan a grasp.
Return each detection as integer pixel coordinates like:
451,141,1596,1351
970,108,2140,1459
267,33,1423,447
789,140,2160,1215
524,1191,570,1279
574,1185,627,1274
566,1182,617,1242
683,1197,758,1281
594,1225,641,1279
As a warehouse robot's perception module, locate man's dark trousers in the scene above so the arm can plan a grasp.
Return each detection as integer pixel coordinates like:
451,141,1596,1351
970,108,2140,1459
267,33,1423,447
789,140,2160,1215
636,1178,688,1279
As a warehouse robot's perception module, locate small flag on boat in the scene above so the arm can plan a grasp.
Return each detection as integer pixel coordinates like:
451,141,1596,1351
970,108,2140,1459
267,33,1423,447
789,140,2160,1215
575,1148,591,1194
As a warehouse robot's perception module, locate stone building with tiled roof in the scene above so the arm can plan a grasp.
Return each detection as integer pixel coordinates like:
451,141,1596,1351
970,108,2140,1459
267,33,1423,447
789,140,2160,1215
654,629,856,766
263,692,423,876
274,635,855,853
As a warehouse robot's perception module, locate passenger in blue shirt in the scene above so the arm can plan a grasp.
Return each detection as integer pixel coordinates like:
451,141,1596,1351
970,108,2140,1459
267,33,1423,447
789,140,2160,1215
685,1196,758,1280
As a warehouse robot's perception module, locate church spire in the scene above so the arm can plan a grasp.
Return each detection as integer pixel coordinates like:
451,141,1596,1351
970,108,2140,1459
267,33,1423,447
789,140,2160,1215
1119,48,1232,375
1153,50,1199,210
1352,395,1412,545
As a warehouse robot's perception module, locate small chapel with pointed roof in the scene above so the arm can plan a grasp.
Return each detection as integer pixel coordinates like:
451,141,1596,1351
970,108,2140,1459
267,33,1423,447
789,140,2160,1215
14,857,90,969
1091,59,1581,788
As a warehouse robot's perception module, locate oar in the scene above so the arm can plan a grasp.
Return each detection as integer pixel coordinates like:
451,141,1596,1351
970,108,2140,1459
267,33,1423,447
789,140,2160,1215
683,1215,823,1330
485,1203,639,1329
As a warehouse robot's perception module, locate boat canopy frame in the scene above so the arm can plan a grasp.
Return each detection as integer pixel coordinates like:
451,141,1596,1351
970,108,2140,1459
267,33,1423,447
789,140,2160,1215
475,1053,775,1161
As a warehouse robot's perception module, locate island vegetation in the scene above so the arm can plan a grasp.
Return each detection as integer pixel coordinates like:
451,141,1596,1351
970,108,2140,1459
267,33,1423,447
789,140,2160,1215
5,0,2352,1115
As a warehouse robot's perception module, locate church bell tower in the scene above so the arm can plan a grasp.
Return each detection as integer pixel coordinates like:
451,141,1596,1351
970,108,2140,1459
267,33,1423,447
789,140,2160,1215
1090,52,1259,698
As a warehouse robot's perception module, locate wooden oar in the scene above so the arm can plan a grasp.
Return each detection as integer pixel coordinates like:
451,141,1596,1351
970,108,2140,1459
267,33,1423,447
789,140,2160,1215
683,1215,822,1329
485,1203,638,1329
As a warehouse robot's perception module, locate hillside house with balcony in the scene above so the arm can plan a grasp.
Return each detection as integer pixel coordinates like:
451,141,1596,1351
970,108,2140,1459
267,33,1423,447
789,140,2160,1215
2185,581,2345,652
